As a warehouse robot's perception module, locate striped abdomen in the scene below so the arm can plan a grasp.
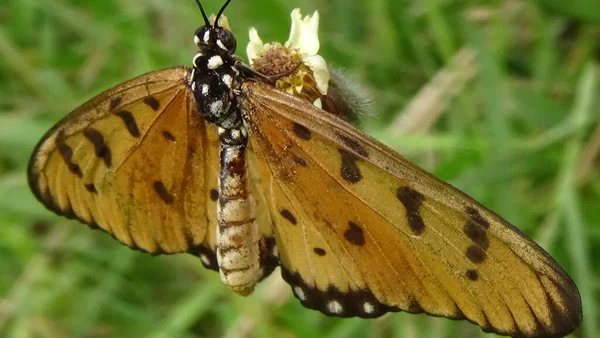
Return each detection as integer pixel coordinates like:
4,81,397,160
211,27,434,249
216,127,262,295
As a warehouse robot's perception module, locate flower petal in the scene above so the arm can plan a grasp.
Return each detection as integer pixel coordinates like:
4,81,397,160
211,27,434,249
313,98,322,109
286,9,303,50
299,11,320,56
247,27,265,63
304,55,330,95
285,9,320,56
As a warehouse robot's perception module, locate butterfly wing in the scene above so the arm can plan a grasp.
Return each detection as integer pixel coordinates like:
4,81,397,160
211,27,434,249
240,81,581,338
28,66,222,268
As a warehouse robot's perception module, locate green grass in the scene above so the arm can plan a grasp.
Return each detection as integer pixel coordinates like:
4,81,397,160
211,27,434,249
1,0,599,337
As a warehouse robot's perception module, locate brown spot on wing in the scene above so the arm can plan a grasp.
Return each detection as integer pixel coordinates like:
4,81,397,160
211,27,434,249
84,184,97,193
56,136,73,162
83,128,112,167
466,207,490,229
109,97,122,111
56,131,83,178
292,154,308,167
143,96,160,111
115,110,140,138
210,189,219,202
280,209,297,225
162,130,176,142
344,221,365,246
313,248,326,256
407,299,424,314
466,269,479,281
464,206,490,250
466,245,486,264
338,149,362,183
153,181,174,204
395,187,425,235
292,123,311,140
338,133,369,157
68,164,83,177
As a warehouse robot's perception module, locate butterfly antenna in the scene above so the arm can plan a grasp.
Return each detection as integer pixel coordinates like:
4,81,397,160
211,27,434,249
195,0,211,26
214,0,233,27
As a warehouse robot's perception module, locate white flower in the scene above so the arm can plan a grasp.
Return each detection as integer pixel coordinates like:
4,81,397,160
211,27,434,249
286,9,320,57
246,9,330,95
246,28,265,63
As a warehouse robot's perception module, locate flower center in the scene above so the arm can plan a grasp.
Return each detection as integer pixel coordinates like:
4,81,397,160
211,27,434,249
251,44,301,77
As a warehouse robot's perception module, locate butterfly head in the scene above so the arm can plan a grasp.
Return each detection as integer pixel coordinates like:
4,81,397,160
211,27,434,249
194,25,236,54
193,0,236,54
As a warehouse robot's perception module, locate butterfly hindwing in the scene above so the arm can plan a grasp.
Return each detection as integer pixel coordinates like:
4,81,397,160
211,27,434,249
240,81,581,337
28,66,221,264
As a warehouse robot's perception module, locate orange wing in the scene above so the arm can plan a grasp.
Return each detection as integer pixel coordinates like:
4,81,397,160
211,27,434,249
28,66,223,268
240,81,581,338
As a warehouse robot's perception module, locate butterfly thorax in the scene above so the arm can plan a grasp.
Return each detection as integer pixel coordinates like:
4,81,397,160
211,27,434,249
190,24,243,129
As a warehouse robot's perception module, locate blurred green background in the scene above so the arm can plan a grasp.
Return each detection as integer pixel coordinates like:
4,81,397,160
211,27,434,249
1,0,599,337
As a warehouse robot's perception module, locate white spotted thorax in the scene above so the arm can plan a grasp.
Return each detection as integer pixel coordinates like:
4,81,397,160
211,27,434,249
247,9,330,99
189,14,242,129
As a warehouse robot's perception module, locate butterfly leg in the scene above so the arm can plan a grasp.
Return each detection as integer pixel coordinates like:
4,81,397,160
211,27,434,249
235,60,302,84
216,126,263,295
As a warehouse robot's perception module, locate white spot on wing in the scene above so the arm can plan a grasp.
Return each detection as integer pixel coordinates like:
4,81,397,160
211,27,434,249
327,300,343,314
208,55,224,69
293,286,306,301
363,302,375,314
202,84,209,95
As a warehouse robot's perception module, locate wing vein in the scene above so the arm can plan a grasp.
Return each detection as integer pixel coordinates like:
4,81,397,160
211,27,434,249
111,88,186,174
250,123,367,290
248,102,440,301
247,94,496,317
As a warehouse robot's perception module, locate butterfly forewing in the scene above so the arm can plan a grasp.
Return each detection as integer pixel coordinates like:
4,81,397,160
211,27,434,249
240,81,581,337
29,66,218,260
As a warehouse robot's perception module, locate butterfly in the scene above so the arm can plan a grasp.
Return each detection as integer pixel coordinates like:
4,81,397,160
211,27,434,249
28,1,582,337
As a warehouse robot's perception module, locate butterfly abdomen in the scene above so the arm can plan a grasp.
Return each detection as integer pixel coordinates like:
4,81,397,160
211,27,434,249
215,127,263,295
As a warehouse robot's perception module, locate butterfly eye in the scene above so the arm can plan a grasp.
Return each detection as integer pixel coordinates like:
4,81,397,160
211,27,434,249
193,25,211,48
215,28,236,53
